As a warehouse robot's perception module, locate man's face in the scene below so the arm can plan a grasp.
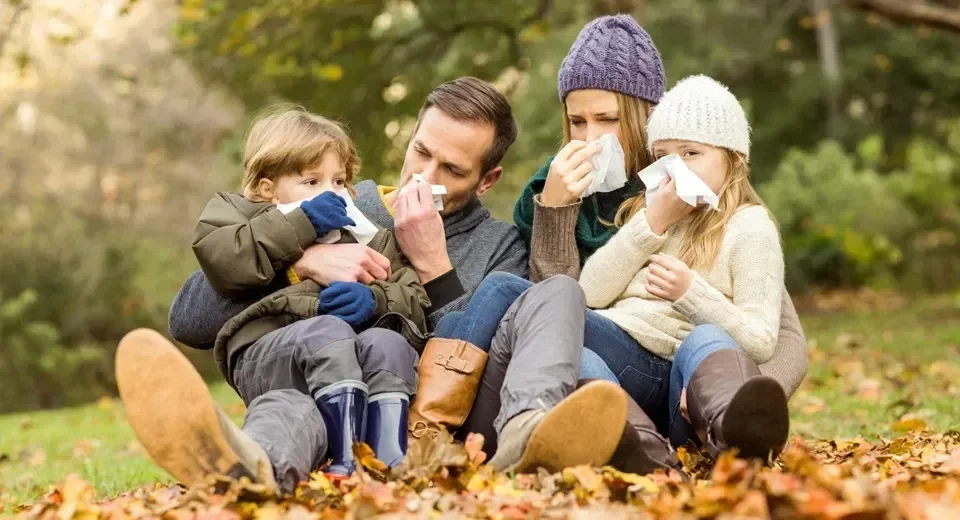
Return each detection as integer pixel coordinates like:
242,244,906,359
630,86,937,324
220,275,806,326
398,107,501,216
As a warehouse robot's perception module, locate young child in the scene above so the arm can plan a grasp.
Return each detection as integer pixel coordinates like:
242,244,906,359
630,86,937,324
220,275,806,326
119,107,429,492
578,75,789,459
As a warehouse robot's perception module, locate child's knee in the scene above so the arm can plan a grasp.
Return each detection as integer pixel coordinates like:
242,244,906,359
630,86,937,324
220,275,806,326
681,324,737,353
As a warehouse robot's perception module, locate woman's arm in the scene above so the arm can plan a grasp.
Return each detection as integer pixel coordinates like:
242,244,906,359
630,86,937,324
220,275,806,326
528,195,583,282
580,208,667,309
672,209,784,364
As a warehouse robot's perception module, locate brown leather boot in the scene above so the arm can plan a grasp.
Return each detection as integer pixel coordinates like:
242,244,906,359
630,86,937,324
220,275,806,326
686,349,789,460
578,379,684,476
408,338,488,439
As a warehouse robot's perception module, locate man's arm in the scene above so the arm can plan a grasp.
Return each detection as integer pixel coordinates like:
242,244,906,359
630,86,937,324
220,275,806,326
422,227,529,329
168,270,267,350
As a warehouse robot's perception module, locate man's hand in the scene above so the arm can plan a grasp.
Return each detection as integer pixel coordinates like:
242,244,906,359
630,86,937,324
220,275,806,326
293,243,391,286
394,180,451,283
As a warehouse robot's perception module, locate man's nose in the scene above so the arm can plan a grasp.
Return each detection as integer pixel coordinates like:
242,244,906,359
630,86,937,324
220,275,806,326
420,161,441,184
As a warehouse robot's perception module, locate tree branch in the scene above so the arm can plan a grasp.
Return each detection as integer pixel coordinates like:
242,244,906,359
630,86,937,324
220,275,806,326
845,0,960,33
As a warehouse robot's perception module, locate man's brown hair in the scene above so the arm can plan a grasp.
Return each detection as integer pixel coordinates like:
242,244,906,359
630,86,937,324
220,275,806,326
418,77,518,173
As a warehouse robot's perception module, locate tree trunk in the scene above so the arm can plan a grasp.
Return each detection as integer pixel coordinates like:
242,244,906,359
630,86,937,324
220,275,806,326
845,0,960,33
813,0,843,138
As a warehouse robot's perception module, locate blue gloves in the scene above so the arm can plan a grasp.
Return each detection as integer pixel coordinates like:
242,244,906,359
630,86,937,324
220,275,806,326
319,282,376,328
300,191,355,237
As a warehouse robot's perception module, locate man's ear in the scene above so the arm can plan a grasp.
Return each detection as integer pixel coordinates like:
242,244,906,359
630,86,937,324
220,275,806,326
257,178,277,202
474,166,502,198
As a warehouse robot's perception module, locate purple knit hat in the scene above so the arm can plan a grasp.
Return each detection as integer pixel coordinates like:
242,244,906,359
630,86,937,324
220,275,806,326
558,14,666,104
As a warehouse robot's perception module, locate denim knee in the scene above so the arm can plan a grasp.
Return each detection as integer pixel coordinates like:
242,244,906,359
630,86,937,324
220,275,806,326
674,324,739,386
579,348,618,383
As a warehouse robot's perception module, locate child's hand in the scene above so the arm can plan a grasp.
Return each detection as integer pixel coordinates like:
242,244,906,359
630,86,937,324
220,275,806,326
644,177,694,235
318,282,375,327
646,254,693,302
301,192,356,237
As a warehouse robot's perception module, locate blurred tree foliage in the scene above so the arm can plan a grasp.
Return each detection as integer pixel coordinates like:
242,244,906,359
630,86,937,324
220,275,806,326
175,0,960,194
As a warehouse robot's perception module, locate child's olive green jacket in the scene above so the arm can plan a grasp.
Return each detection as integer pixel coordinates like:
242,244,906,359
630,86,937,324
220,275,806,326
192,192,430,383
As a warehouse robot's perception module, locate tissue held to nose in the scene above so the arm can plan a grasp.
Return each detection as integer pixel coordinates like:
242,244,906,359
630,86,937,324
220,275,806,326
580,133,629,198
637,154,720,210
411,173,447,212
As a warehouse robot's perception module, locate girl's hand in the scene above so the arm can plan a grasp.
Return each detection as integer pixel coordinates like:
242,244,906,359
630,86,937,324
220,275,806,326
645,177,694,235
646,253,693,302
541,140,601,207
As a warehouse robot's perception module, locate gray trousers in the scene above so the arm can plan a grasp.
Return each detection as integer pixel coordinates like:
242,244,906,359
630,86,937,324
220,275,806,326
460,275,586,456
230,316,419,492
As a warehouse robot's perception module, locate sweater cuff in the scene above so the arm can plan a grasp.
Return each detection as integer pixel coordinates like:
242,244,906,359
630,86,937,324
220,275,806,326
623,209,668,251
532,194,580,258
423,269,464,311
284,207,319,249
672,273,721,324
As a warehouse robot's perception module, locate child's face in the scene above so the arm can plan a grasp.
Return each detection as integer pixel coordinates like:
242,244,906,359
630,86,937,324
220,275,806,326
268,150,348,204
651,140,727,193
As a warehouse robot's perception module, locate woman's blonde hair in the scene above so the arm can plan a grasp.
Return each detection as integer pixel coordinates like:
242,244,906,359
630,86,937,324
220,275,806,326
617,149,771,269
241,104,360,201
562,92,654,179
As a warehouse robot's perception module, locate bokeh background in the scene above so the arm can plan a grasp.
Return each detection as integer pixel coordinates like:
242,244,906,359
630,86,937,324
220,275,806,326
3,0,960,413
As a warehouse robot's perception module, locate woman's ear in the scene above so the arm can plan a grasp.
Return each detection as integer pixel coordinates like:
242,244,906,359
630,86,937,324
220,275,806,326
257,178,277,202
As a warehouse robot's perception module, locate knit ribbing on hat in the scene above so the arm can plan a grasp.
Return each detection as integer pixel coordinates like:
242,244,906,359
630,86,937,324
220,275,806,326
557,15,666,104
645,75,751,157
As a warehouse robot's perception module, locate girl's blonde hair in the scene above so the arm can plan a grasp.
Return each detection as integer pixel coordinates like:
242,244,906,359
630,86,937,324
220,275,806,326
562,92,654,179
617,149,772,269
241,105,360,201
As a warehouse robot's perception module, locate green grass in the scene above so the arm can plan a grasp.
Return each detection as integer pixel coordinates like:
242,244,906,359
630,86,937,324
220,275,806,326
2,297,960,509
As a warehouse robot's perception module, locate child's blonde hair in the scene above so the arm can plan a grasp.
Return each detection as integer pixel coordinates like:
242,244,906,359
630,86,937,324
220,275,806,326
615,149,773,269
241,105,360,201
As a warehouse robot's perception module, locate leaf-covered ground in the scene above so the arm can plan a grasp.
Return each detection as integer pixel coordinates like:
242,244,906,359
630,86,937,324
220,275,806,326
3,293,960,518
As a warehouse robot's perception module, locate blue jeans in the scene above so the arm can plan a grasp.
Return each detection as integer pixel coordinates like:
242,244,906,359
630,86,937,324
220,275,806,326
434,272,619,383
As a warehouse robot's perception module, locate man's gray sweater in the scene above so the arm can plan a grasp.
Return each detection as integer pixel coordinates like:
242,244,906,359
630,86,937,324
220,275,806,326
168,180,529,349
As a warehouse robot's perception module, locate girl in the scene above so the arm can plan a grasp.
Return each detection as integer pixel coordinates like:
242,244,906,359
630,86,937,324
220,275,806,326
578,75,789,458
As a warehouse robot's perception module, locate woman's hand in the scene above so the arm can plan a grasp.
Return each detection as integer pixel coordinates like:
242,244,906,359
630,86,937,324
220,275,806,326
646,254,693,302
541,140,601,207
644,177,694,235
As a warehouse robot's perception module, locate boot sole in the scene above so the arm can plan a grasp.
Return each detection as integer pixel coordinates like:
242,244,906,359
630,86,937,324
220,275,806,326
514,381,627,473
115,329,252,487
721,376,789,459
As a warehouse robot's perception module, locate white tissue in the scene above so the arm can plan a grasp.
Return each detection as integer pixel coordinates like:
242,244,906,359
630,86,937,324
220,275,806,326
581,133,628,198
411,173,447,211
276,190,381,246
637,154,720,210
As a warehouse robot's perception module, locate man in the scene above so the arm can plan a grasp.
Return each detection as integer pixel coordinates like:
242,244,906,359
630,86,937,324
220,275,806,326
118,77,535,494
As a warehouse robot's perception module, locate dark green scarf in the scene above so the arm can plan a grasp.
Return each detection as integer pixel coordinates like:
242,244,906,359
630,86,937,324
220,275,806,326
513,155,637,265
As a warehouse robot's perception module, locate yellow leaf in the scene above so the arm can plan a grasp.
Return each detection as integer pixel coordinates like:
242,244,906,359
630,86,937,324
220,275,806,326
892,418,928,432
179,5,207,22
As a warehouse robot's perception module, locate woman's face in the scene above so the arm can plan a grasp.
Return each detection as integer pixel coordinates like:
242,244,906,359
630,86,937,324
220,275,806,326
565,89,621,144
652,140,728,193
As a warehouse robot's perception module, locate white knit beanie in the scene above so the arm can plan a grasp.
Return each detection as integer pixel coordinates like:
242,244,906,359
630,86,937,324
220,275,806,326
646,75,751,158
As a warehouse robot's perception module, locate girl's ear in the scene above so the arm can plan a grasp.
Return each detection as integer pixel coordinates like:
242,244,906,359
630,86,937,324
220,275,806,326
257,178,277,202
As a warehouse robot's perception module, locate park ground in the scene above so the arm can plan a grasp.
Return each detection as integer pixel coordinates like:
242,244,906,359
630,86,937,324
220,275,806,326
2,292,960,515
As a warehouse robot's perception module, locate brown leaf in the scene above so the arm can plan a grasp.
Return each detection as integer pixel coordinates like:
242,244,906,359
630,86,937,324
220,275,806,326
353,442,387,479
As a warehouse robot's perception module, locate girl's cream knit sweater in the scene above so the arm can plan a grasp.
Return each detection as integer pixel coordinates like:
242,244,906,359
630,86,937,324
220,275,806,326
579,205,784,363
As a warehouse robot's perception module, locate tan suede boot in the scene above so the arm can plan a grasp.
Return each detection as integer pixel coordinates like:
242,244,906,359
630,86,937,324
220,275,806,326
489,380,627,473
408,338,488,439
115,329,277,489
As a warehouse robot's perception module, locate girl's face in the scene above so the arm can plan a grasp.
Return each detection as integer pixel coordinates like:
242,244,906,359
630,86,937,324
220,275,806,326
262,150,348,204
565,89,622,144
651,140,728,193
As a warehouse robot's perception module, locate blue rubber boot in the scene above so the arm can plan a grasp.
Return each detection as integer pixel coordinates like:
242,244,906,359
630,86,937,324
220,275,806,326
364,392,409,467
314,381,368,477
